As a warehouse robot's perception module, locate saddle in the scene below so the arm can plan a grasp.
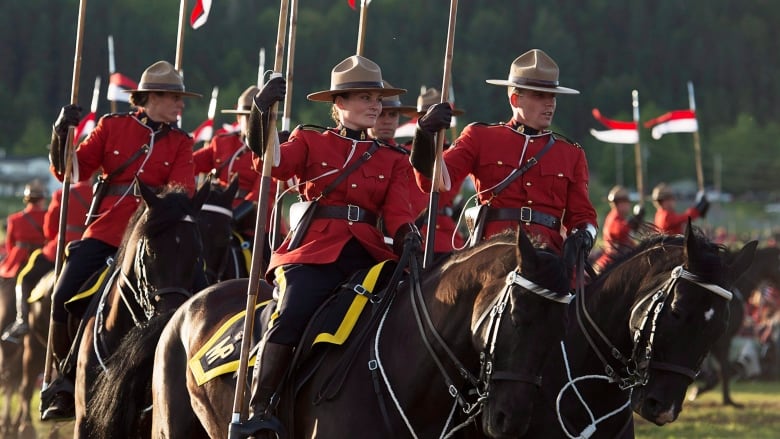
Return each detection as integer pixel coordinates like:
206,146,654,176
63,264,114,319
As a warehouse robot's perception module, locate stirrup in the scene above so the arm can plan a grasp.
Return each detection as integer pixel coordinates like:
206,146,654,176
1,321,28,343
227,413,287,439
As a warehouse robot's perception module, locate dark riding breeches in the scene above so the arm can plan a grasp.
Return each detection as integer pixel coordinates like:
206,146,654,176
51,238,116,323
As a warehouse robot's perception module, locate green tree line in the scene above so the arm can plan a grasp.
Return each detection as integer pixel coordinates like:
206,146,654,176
1,0,778,198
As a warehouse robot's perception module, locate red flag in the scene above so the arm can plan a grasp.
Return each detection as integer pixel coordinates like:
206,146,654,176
74,112,96,141
191,119,214,143
107,73,138,103
644,109,698,140
190,0,212,29
214,121,241,136
394,117,418,139
589,108,638,144
348,0,357,9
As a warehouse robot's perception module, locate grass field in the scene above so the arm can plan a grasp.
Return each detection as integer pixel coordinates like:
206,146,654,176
635,380,780,438
10,380,779,438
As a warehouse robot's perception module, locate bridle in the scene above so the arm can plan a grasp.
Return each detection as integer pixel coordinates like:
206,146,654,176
576,264,733,390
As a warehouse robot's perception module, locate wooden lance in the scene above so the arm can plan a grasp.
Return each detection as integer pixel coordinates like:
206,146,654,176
175,0,187,72
229,0,290,435
423,0,458,269
356,0,370,56
271,0,299,250
688,81,705,192
632,90,645,205
42,0,88,395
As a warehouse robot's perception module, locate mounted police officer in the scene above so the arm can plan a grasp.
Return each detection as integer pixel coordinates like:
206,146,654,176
243,55,418,430
410,49,598,267
652,182,709,235
42,60,200,420
594,185,644,272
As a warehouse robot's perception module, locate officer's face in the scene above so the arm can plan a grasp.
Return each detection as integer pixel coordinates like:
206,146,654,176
146,92,186,124
336,92,383,131
513,90,557,130
369,109,400,141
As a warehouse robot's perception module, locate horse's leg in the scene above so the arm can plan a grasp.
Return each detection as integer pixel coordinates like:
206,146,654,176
187,378,233,439
18,335,39,439
73,318,97,439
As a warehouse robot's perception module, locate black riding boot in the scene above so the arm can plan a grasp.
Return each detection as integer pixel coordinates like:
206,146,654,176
40,321,76,421
229,342,293,438
1,285,30,343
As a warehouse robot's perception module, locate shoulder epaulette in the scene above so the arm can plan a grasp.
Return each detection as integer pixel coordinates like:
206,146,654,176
466,121,499,128
102,112,132,120
552,131,582,149
298,124,329,133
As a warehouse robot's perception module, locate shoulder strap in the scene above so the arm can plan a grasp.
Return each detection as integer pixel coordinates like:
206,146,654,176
490,135,556,197
318,141,380,199
104,144,150,183
21,211,44,235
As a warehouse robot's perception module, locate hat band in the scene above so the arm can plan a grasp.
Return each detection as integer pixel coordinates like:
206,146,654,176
508,76,559,88
138,82,187,92
333,80,384,90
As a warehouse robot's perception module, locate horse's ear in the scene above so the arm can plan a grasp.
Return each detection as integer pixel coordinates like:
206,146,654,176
192,179,211,211
516,226,537,270
136,178,160,209
725,240,758,286
683,218,698,262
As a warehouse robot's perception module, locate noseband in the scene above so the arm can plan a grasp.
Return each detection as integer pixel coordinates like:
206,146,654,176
577,265,733,390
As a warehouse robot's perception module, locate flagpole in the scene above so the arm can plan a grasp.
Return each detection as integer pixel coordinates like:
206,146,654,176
258,48,266,86
688,81,705,192
43,0,87,396
229,0,289,436
272,0,298,250
107,35,117,113
632,90,644,205
356,0,369,56
175,0,188,72
423,0,458,269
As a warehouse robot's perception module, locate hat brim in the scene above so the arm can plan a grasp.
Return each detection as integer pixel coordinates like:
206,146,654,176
382,105,418,117
221,109,251,115
307,87,407,102
485,79,579,95
123,89,202,98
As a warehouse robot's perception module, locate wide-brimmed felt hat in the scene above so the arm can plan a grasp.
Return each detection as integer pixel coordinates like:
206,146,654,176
124,60,201,97
380,81,416,115
307,55,406,102
486,49,579,95
222,86,260,114
415,87,465,116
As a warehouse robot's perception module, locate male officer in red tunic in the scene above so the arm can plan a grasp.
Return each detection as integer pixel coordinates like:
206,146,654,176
594,185,644,272
2,179,92,342
0,181,47,284
410,49,598,260
652,182,709,235
43,60,199,420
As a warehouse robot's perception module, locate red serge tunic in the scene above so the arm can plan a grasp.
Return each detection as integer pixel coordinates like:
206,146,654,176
51,112,196,248
41,181,93,262
654,206,700,235
595,208,634,269
0,205,46,278
416,122,597,253
254,126,414,278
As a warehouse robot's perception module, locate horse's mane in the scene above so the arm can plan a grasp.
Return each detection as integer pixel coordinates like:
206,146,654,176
114,186,195,268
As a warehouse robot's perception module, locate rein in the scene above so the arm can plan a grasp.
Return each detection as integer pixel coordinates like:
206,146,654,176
199,202,234,282
576,265,733,390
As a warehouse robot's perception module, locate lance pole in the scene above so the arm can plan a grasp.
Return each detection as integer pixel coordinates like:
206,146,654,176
423,0,458,269
356,0,369,56
272,0,298,250
229,1,289,435
175,0,187,72
107,35,117,113
258,48,266,86
688,81,705,192
632,90,644,205
43,0,87,393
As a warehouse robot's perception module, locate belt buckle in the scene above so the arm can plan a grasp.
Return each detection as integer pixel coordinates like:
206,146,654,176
132,184,142,197
347,204,360,222
520,206,533,223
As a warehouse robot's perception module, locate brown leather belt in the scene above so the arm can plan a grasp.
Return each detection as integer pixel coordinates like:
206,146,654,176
16,242,43,250
485,206,561,230
104,183,164,197
313,204,378,224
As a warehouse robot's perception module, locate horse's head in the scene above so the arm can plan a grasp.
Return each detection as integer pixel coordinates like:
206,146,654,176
197,174,239,284
629,220,756,425
478,228,573,438
119,179,209,318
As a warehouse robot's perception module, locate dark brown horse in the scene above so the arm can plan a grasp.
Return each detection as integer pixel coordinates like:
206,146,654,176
144,229,575,439
689,245,780,407
524,221,756,438
0,276,24,437
197,175,241,284
68,181,209,438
